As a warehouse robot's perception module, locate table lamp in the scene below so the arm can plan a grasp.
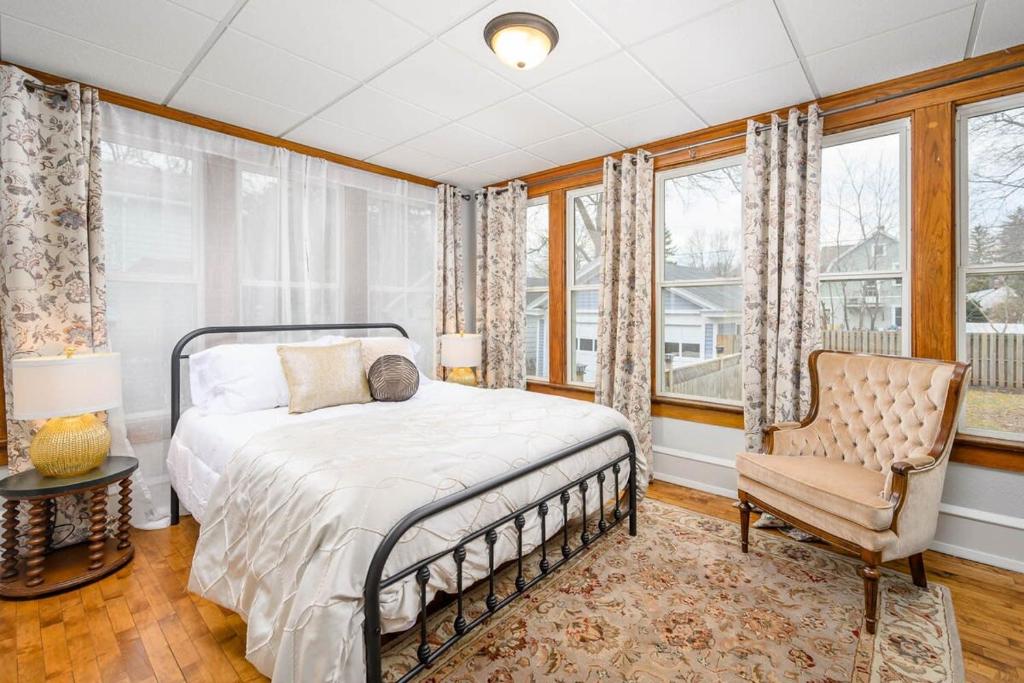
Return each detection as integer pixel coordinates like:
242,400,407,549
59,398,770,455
440,333,481,386
11,349,122,477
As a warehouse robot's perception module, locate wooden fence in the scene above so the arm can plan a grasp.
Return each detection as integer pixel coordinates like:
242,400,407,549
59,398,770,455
664,331,1024,397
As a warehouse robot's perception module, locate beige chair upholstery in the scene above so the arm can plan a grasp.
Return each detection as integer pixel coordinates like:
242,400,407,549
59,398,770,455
736,350,970,635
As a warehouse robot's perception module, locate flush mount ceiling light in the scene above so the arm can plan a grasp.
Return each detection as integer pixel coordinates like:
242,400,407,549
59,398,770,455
483,12,559,71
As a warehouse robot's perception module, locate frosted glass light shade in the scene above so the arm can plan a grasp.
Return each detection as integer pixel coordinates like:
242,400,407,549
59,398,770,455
440,334,482,368
484,13,559,71
12,352,122,420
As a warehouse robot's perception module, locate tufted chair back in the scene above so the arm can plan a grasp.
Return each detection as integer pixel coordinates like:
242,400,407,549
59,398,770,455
769,351,966,474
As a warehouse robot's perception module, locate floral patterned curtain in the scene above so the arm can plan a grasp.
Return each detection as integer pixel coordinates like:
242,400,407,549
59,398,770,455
0,65,108,545
475,181,527,389
741,106,823,451
595,151,654,464
435,184,466,379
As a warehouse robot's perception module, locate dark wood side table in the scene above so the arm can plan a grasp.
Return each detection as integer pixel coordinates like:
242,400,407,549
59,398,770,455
0,456,138,599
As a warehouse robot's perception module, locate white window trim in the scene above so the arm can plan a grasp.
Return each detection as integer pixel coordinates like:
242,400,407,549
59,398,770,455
819,118,912,357
654,154,744,405
566,184,603,387
526,195,550,381
955,92,1024,442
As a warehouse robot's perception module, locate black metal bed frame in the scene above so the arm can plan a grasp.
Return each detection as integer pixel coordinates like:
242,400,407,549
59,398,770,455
168,323,638,683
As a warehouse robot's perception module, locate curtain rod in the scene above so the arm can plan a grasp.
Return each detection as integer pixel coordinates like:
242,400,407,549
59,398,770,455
24,79,68,99
652,58,1024,159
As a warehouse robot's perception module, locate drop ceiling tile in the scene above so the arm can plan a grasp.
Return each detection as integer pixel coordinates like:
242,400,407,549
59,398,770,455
193,30,357,115
0,16,180,102
776,0,973,56
632,0,796,96
685,61,814,126
232,0,427,81
594,99,704,148
170,77,307,136
972,0,1024,56
525,128,619,166
532,52,674,126
440,0,619,88
370,41,518,119
806,6,974,97
578,0,733,46
286,118,392,159
435,166,503,190
0,0,215,71
169,0,236,21
406,123,513,165
318,86,448,144
367,144,459,179
467,149,552,179
374,0,496,36
460,93,581,147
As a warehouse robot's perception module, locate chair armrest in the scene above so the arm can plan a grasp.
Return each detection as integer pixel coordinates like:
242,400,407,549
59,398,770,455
887,449,939,533
764,421,814,454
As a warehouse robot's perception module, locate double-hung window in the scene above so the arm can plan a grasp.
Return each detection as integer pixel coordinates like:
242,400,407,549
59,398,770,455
566,186,604,385
957,94,1024,441
655,156,743,404
819,119,911,356
526,197,550,380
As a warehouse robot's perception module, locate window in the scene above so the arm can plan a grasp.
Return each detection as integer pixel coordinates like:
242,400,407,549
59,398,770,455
819,119,911,357
957,94,1024,441
655,156,743,403
526,198,550,380
567,186,603,385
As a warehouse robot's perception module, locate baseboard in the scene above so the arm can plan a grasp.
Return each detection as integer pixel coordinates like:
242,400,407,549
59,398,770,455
653,445,1024,573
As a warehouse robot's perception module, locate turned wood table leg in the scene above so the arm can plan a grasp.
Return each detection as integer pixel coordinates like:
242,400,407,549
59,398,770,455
2,500,18,582
43,497,55,551
25,499,48,588
88,486,108,571
117,478,132,551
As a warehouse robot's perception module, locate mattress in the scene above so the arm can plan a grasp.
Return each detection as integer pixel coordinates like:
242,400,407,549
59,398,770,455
166,375,443,523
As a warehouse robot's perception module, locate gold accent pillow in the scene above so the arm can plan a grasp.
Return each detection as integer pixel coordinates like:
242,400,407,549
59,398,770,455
277,341,372,413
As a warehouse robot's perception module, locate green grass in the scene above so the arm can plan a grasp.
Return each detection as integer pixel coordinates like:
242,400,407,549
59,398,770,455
963,387,1024,434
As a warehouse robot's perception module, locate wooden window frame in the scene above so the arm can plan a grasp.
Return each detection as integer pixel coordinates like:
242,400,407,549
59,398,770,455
521,46,1024,471
525,196,551,382
564,184,604,388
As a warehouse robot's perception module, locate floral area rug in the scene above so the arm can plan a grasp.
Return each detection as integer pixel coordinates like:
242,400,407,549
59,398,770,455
382,498,963,682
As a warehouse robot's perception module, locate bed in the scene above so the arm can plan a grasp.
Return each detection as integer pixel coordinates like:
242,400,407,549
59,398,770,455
168,324,644,683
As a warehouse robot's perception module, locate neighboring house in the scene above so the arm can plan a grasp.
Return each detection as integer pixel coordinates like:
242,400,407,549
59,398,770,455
819,228,903,332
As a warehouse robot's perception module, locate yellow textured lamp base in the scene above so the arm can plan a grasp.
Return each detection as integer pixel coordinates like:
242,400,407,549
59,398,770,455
29,413,110,477
446,367,478,386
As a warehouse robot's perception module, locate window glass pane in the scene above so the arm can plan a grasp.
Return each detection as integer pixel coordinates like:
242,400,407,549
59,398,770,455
820,133,902,274
526,290,549,379
820,278,903,354
570,290,598,383
662,166,742,278
572,191,603,285
240,170,281,282
527,201,549,288
962,273,1024,436
966,105,1024,266
660,284,742,401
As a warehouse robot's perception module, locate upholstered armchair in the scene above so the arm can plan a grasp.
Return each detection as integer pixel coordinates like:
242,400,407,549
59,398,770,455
736,350,970,634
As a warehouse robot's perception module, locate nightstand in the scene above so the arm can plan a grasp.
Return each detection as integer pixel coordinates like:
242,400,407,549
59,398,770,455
0,456,138,598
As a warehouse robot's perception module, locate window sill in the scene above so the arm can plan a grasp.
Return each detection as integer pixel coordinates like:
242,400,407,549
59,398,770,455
952,433,1024,471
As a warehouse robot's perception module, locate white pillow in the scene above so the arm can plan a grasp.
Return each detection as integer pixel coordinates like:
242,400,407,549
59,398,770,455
359,336,419,374
189,336,340,414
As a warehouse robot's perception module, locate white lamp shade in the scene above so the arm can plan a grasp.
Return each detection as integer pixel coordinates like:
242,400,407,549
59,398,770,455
11,352,122,420
440,334,482,368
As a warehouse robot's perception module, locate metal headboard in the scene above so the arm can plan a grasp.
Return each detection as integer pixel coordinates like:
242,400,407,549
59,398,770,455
168,322,408,524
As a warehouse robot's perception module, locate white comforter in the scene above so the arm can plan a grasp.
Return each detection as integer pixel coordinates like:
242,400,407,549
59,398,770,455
188,384,644,682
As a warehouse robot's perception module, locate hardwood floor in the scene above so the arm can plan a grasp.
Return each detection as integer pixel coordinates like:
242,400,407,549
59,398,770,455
1,480,1021,682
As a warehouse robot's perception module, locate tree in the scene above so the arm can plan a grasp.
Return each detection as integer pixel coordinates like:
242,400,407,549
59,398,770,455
994,206,1024,265
969,222,998,263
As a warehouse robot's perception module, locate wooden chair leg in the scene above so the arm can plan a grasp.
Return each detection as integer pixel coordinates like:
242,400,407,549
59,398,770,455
909,553,927,589
858,563,881,635
739,496,751,553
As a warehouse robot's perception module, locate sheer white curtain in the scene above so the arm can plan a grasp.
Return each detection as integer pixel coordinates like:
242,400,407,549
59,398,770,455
100,104,436,525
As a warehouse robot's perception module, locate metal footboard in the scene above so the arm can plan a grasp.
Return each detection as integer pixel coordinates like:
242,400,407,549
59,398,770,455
363,428,638,683
168,323,409,525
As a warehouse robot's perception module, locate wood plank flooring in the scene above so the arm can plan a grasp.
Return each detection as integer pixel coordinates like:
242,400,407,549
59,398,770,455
1,480,1021,682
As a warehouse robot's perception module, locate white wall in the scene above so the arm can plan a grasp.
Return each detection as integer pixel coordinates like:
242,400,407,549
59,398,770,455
652,417,1024,572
